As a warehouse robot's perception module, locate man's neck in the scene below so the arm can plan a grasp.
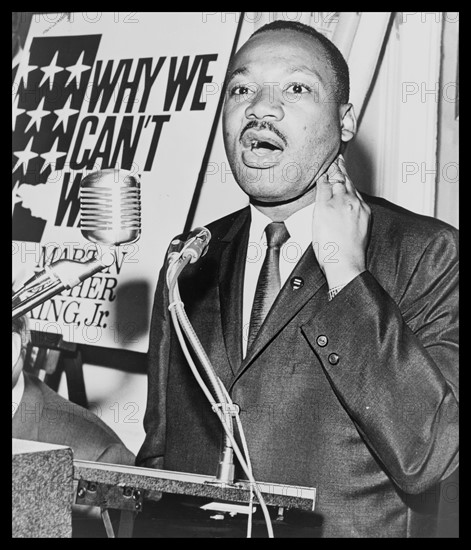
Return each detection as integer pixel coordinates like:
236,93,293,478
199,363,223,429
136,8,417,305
251,186,317,222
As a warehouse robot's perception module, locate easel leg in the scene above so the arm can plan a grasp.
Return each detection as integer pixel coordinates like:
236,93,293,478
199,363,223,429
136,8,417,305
101,508,116,538
63,349,89,408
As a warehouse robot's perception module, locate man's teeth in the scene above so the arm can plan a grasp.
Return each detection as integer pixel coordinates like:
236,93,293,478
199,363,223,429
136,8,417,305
251,139,280,151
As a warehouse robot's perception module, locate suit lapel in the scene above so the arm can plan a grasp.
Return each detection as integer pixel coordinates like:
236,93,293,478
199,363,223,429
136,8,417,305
219,208,251,375
231,245,327,383
12,373,41,441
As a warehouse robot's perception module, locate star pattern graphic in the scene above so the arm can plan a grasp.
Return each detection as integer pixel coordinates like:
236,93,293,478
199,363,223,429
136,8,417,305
13,137,39,174
12,180,22,215
12,94,26,132
25,97,51,133
65,51,91,89
39,137,67,173
12,34,102,245
39,51,64,90
52,95,80,133
16,51,39,89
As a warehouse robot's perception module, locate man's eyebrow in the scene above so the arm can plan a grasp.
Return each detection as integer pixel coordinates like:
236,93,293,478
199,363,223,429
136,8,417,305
288,65,324,83
226,66,249,82
226,64,325,84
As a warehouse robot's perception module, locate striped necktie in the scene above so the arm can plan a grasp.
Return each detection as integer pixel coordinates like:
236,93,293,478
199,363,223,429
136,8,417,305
247,221,290,350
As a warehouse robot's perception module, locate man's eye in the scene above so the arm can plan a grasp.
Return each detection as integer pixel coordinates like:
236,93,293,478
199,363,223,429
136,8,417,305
231,85,255,96
285,83,311,94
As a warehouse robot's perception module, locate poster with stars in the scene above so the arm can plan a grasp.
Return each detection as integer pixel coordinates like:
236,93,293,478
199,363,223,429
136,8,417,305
12,12,240,352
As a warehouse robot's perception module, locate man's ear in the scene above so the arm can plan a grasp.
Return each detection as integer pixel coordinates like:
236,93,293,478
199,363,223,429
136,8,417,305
12,332,22,368
12,332,24,389
339,103,357,143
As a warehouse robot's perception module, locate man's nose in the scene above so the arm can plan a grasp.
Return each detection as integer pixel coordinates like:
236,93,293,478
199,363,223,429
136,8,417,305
244,84,284,121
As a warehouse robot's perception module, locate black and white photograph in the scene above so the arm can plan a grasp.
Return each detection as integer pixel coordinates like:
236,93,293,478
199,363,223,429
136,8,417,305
12,11,459,538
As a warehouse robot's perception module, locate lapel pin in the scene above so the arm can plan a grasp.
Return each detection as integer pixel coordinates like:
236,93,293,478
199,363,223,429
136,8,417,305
290,276,304,290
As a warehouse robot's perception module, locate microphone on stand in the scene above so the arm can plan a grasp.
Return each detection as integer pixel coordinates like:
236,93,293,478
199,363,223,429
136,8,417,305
167,226,211,266
12,168,141,320
165,222,279,537
166,226,242,487
12,255,115,320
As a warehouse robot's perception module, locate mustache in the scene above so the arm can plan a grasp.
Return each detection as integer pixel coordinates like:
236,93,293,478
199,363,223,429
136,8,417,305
239,120,288,148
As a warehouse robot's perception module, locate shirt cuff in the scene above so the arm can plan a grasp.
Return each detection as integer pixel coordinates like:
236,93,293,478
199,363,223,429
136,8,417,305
328,283,346,301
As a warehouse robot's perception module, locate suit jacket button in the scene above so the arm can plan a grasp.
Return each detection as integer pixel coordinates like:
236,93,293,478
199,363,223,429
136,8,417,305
316,335,328,347
328,353,340,365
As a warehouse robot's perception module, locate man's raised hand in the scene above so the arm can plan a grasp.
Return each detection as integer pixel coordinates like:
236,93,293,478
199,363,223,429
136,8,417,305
312,154,371,289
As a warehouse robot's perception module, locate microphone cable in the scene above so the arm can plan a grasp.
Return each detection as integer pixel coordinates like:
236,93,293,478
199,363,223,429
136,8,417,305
166,252,274,538
217,381,256,538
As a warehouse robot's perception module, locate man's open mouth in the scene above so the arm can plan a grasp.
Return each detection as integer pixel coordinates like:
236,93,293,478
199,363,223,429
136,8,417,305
240,130,285,159
249,138,283,156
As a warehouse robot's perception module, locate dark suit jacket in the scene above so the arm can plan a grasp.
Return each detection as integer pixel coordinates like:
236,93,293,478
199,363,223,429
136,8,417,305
137,195,459,537
13,372,135,465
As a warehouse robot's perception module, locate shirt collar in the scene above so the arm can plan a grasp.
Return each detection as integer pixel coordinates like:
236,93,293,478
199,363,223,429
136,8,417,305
284,201,315,251
249,201,315,249
249,204,274,244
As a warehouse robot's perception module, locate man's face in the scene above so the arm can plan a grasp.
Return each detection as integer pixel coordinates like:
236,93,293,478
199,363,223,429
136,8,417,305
223,29,350,204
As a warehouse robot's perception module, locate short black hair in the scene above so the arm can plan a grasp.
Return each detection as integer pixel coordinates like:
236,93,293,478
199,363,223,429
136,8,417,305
251,20,350,104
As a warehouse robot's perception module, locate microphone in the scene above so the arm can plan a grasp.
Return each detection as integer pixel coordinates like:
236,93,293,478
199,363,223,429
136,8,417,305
167,227,211,266
12,256,115,320
80,168,141,246
181,227,211,263
12,168,141,320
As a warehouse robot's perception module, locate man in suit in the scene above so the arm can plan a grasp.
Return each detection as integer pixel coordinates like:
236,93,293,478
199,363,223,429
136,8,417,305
137,21,458,537
12,313,135,466
12,313,136,536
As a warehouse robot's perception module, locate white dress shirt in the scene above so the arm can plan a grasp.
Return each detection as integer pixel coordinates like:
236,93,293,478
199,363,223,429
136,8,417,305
12,371,25,419
242,202,315,357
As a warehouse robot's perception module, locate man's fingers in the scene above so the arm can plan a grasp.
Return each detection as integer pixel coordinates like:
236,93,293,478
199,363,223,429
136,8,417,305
327,158,344,183
355,189,365,202
336,156,370,214
343,174,356,196
317,156,365,203
327,158,347,197
315,171,333,202
346,180,365,203
337,155,354,190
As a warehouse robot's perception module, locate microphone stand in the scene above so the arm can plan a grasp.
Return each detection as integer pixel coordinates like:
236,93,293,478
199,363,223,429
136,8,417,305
165,229,276,537
165,231,235,486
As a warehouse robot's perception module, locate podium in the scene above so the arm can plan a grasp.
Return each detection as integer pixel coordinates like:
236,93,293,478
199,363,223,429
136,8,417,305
13,438,317,538
73,460,317,537
12,439,74,537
